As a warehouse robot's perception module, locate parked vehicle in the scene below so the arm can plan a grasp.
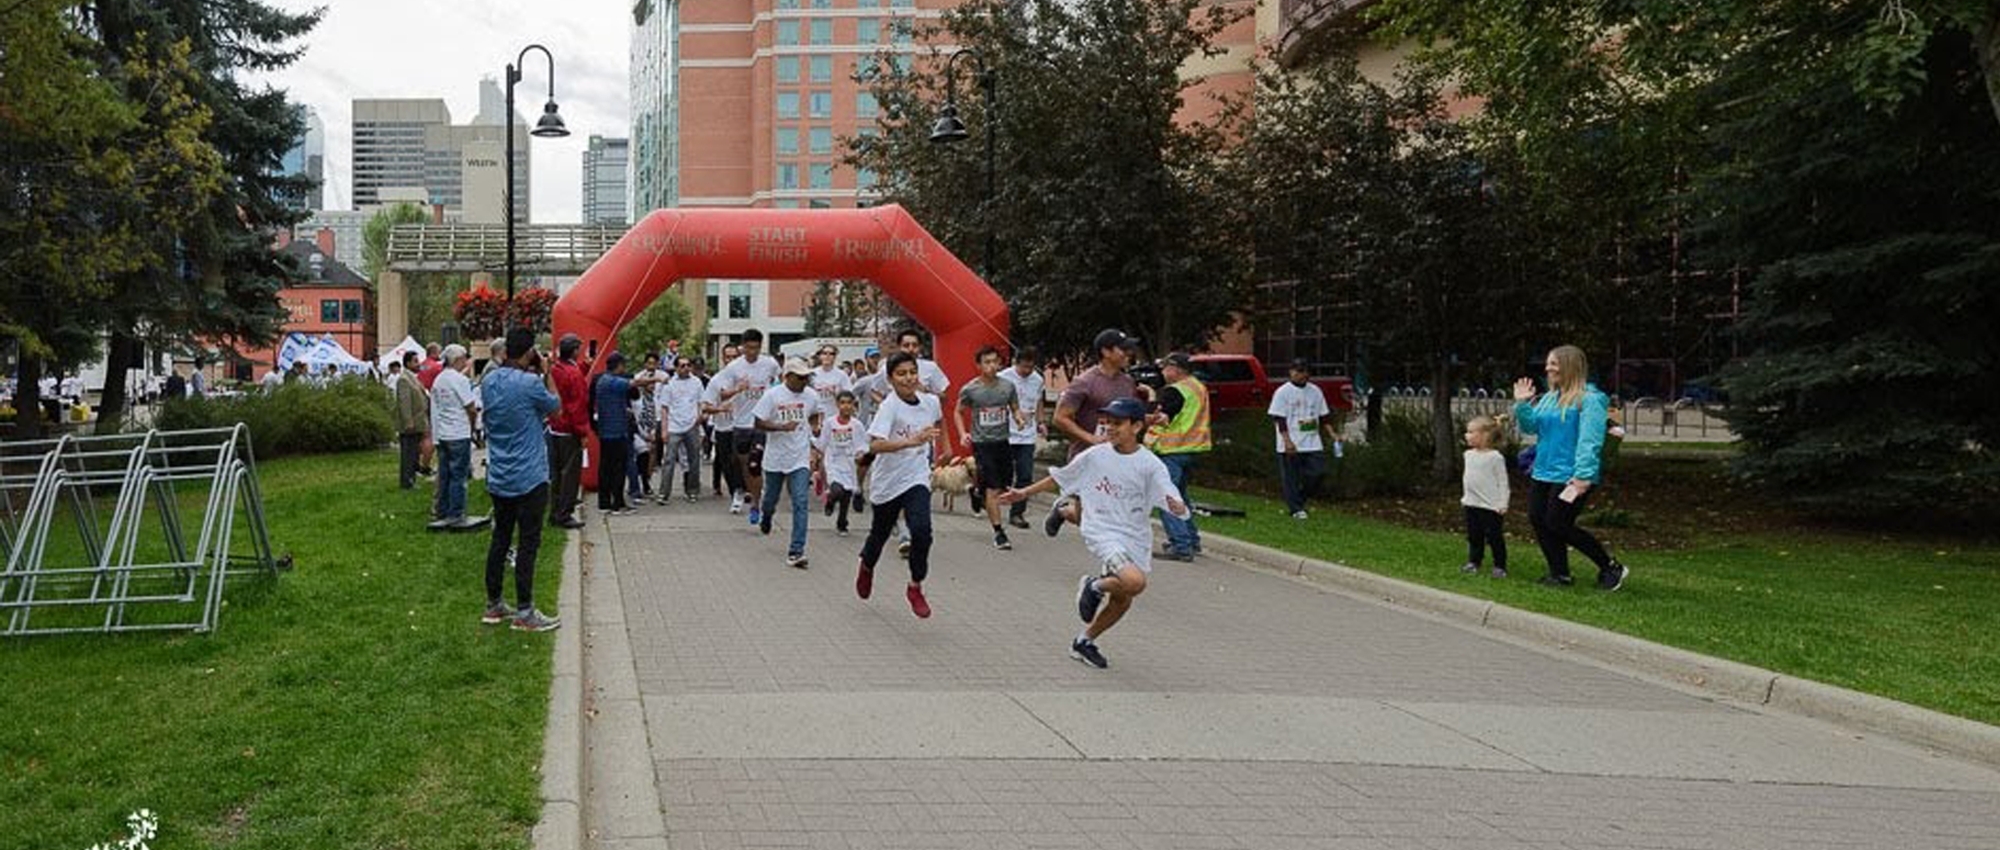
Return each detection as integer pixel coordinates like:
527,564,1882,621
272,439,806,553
1188,354,1355,413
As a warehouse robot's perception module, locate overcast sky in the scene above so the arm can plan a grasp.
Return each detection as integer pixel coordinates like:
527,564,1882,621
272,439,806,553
258,0,634,223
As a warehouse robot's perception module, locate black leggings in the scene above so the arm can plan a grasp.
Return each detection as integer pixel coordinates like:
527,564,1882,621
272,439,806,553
828,482,854,531
1525,480,1613,579
859,485,932,583
1464,506,1506,568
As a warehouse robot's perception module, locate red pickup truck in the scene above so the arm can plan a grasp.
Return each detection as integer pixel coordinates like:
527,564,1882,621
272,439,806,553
1189,354,1356,413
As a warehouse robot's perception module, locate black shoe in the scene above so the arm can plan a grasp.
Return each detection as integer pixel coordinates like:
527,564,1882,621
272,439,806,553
1076,574,1102,624
971,491,986,513
1044,500,1067,538
1007,515,1030,530
1070,637,1108,669
851,493,866,513
1536,574,1574,588
1158,550,1193,563
994,531,1012,551
1597,561,1630,592
759,513,773,535
824,496,836,517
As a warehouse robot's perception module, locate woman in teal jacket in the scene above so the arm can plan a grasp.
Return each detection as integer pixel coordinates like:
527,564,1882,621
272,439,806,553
1512,345,1630,591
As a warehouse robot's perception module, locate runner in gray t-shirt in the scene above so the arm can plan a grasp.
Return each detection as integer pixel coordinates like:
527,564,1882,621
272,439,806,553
954,346,1024,550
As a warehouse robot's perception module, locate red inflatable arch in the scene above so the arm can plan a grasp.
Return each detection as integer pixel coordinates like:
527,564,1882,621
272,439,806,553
553,204,1010,488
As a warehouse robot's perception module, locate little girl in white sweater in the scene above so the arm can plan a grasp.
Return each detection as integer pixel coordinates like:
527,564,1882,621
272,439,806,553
1460,415,1510,578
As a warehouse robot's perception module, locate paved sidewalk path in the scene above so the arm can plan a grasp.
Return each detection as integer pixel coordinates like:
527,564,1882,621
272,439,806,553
586,494,2000,850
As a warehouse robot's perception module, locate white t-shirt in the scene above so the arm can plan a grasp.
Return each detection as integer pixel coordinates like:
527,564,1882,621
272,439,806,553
866,358,949,398
866,391,943,504
999,367,1044,446
430,368,476,442
1462,449,1510,513
715,354,781,430
658,375,704,435
752,382,818,474
814,414,867,490
809,366,853,421
1049,443,1189,574
1267,381,1330,454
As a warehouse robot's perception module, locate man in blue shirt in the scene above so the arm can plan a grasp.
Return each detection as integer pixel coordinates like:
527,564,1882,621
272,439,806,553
482,328,563,632
590,352,665,516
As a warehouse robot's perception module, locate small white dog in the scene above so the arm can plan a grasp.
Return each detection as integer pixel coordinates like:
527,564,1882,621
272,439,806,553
930,456,976,512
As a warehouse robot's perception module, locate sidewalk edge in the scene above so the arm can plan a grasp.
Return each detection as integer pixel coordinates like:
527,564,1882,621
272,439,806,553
532,531,585,850
1197,531,2000,769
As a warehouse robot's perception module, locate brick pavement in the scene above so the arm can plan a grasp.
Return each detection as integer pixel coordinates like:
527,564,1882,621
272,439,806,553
585,494,2000,850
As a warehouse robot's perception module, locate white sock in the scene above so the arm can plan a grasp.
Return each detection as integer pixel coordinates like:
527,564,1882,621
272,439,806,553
1077,629,1093,644
1089,578,1104,594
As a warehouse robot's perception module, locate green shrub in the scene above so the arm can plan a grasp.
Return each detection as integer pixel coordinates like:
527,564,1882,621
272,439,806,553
156,379,393,459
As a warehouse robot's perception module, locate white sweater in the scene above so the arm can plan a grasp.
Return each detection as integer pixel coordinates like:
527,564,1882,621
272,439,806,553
1461,449,1510,513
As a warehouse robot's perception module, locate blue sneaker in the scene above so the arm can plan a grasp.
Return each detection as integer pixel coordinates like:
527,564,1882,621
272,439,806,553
1076,574,1102,624
748,508,762,527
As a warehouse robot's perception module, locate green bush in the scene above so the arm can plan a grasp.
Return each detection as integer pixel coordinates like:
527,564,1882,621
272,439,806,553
156,378,393,459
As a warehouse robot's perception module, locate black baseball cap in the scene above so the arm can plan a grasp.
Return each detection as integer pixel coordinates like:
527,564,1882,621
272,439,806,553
1097,397,1148,422
1093,329,1139,352
1158,352,1193,371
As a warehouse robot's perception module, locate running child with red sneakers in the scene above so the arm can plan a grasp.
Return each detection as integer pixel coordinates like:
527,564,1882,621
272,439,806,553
855,352,948,618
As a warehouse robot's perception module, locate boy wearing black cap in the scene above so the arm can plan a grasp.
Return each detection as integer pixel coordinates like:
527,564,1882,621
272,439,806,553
999,397,1189,669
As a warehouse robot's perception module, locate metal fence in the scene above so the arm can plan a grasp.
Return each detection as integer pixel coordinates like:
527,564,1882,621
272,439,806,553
1378,388,1734,441
0,425,285,637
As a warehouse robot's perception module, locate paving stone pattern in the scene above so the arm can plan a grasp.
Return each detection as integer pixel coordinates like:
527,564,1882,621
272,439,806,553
594,497,2000,850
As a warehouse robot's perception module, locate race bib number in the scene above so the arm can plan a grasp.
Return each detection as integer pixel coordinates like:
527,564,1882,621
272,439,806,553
831,428,854,448
977,406,1008,428
1297,417,1318,432
776,403,809,424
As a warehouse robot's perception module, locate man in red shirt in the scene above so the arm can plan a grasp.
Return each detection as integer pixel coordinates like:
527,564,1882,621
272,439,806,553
413,342,446,476
546,334,590,529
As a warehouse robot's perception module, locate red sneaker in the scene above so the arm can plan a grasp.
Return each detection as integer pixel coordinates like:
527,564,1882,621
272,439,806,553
855,561,873,599
906,583,931,619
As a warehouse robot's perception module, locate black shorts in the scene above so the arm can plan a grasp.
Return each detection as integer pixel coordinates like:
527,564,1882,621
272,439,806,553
732,429,765,456
972,442,1012,490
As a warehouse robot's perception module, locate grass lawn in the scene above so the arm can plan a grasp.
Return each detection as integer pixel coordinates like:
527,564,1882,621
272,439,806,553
1191,486,2000,726
0,449,565,850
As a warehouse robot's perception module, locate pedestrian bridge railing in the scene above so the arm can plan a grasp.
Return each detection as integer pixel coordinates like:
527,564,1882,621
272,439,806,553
0,425,286,637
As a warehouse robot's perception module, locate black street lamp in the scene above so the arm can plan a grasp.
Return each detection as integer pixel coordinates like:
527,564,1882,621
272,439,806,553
929,49,996,285
505,44,570,300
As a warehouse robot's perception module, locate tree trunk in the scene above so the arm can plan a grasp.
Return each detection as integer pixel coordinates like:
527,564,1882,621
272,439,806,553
1430,357,1456,484
1979,12,2000,131
95,330,142,435
14,355,44,441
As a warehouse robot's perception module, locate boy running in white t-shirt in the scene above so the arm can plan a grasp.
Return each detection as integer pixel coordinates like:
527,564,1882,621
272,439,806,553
856,352,947,619
998,397,1189,669
814,390,866,536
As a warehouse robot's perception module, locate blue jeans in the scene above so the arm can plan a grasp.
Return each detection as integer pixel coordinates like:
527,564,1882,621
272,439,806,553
1158,452,1200,554
435,439,472,519
760,467,812,556
1278,450,1326,514
1008,443,1037,519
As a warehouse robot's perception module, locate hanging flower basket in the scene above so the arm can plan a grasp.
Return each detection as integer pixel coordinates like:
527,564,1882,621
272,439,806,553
453,286,509,340
507,286,557,334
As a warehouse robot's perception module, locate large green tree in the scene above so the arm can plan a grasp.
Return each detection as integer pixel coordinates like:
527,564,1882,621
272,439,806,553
1223,47,1535,481
1378,0,2000,511
848,0,1250,361
82,0,322,432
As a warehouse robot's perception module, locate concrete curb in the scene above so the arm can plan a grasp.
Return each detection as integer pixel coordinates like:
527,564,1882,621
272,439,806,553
532,532,585,850
1196,530,2000,769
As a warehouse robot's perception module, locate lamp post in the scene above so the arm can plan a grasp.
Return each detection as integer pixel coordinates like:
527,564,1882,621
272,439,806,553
505,44,571,300
929,49,996,285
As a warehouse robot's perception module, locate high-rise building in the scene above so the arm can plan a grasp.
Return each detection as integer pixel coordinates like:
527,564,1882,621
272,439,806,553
582,136,631,225
351,94,530,223
630,0,958,354
278,107,326,211
629,0,680,216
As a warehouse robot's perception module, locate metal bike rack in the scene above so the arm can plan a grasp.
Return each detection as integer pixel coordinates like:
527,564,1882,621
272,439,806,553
0,424,285,637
